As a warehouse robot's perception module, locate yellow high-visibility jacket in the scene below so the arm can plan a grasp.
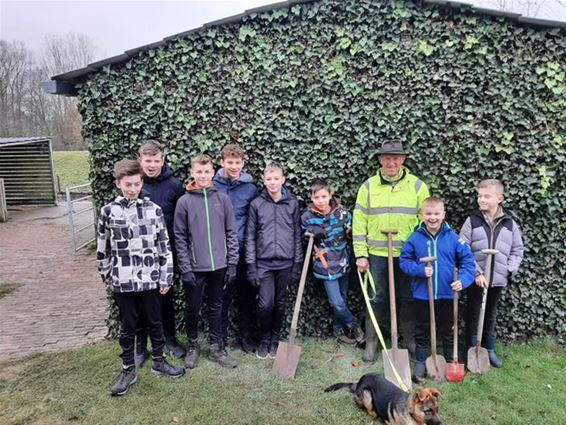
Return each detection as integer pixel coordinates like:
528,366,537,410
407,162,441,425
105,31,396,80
352,168,429,258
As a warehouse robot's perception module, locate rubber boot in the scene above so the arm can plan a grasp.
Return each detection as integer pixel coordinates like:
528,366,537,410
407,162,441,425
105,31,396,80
362,314,377,363
413,347,429,384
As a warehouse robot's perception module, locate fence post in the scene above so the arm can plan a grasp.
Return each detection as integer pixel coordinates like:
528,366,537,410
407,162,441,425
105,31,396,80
0,178,7,222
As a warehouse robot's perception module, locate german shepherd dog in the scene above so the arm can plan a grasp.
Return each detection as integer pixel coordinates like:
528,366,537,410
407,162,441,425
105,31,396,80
325,373,442,425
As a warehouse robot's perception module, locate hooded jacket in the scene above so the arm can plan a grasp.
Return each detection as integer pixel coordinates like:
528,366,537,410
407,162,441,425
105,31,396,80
174,183,239,273
301,197,352,281
142,164,185,241
213,169,258,249
400,222,476,301
97,196,174,293
460,208,524,287
245,188,303,267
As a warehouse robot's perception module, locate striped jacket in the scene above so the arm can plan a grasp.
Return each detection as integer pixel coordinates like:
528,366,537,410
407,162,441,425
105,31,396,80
97,196,174,293
352,167,429,258
301,198,351,281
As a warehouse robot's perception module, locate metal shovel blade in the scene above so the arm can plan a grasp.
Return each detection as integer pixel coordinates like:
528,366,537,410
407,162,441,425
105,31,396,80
383,348,412,390
426,354,447,381
467,346,490,374
446,360,465,383
271,341,302,379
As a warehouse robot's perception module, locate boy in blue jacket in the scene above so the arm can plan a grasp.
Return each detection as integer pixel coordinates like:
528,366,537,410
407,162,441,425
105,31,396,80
213,144,258,353
301,179,364,345
135,140,186,366
400,197,475,382
174,154,240,369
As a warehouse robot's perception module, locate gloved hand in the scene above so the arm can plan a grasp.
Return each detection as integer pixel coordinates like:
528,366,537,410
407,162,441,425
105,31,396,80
291,262,302,284
182,271,196,288
307,225,327,240
224,264,237,286
247,264,260,289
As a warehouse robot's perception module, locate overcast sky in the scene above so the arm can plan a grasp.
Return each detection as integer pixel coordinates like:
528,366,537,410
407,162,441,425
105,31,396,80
1,0,565,64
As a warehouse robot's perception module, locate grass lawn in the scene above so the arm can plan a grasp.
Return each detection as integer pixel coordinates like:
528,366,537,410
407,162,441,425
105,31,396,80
0,338,564,425
52,151,91,191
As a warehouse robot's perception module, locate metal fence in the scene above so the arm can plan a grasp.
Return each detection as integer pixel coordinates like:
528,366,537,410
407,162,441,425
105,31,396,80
66,183,96,252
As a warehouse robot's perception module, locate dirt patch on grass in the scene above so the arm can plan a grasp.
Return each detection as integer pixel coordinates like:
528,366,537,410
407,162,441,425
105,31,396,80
0,283,20,299
0,361,26,381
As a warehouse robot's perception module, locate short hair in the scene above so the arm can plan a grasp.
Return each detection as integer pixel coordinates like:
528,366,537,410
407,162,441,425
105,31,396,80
138,139,164,157
310,179,332,195
422,196,445,209
191,153,213,168
221,144,245,160
114,159,142,180
263,163,284,176
477,179,504,195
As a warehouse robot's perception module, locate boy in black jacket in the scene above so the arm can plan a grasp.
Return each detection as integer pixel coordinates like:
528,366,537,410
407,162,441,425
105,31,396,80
245,164,303,359
135,140,186,366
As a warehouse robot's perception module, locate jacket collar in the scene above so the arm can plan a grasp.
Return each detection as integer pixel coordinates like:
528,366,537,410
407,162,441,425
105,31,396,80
185,181,216,193
213,168,254,186
143,164,173,183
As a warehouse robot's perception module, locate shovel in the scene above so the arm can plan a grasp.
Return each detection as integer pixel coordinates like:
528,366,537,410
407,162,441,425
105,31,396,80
381,229,412,391
446,270,465,382
272,232,314,379
467,248,499,374
420,255,446,381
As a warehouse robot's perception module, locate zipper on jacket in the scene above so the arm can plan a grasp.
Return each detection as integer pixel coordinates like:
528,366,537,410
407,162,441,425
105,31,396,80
487,216,504,284
203,188,216,271
273,201,278,257
426,234,439,299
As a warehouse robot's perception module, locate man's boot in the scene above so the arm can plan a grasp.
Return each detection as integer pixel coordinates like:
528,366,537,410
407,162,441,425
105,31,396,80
151,357,185,378
348,323,366,345
184,340,200,369
363,314,377,363
110,366,137,396
209,343,238,368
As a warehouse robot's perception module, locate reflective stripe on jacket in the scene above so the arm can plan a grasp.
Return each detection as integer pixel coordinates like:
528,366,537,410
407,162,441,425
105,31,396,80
352,168,429,258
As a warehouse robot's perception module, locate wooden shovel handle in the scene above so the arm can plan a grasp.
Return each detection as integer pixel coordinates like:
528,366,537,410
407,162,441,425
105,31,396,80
382,229,398,350
288,233,314,346
453,269,459,362
425,262,438,356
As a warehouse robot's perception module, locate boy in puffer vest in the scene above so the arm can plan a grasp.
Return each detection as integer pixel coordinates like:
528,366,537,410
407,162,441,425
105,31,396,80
174,153,240,369
400,196,476,383
97,160,185,397
301,179,364,345
460,179,524,368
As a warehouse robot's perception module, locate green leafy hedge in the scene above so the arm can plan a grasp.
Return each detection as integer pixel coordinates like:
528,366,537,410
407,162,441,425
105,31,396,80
79,0,565,341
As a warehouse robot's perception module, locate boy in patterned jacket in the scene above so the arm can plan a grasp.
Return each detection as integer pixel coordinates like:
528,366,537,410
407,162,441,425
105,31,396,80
301,179,364,345
97,159,184,397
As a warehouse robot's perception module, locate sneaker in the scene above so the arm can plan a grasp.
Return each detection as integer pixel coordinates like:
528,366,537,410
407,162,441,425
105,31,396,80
151,358,185,378
256,341,269,359
134,347,149,368
412,361,426,384
110,367,137,396
348,324,366,344
488,351,503,368
241,337,256,354
209,345,239,368
165,338,186,359
268,341,279,359
184,342,200,369
335,329,356,345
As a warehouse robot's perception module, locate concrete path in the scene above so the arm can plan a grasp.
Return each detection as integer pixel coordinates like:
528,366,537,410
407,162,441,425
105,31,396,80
0,203,107,362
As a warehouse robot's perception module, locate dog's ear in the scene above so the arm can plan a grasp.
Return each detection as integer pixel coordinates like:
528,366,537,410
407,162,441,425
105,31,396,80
428,388,442,400
414,389,428,403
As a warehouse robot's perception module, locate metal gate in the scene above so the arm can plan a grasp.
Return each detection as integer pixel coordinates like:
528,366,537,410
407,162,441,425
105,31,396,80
66,183,96,252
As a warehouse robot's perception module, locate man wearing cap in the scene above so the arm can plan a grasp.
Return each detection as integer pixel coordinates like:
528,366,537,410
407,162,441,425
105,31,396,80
353,140,430,362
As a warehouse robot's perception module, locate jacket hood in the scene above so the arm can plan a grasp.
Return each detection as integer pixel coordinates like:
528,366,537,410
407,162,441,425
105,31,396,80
470,206,516,223
214,168,254,185
308,196,341,215
186,181,216,193
415,221,452,238
143,163,173,183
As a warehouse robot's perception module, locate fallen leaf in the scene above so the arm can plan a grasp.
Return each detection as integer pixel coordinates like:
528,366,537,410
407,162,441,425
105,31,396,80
171,417,179,423
351,360,360,367
524,364,531,368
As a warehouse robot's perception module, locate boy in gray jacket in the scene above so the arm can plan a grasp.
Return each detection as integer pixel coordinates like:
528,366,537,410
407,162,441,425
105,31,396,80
460,179,524,368
174,154,239,369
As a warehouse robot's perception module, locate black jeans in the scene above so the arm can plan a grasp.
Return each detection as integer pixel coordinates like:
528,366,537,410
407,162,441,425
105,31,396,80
368,255,415,341
414,299,453,361
185,268,226,345
135,283,177,347
465,285,503,350
114,290,165,367
221,260,257,341
257,267,292,343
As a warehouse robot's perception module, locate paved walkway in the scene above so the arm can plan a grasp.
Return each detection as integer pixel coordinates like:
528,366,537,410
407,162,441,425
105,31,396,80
0,204,107,362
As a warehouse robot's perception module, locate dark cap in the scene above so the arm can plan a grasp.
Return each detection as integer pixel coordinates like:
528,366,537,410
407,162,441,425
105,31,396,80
378,140,407,155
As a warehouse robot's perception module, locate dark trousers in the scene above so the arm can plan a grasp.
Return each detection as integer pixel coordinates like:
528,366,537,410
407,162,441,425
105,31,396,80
114,290,165,367
135,284,177,348
257,267,292,343
465,285,503,350
368,255,415,342
222,260,257,341
414,299,453,362
185,268,226,345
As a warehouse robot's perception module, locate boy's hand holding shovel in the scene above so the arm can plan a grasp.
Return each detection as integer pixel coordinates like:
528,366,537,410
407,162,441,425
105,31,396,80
425,265,433,277
475,274,488,288
450,280,463,292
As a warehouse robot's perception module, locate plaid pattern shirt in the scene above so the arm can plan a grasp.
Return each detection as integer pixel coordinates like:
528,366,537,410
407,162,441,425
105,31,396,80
97,196,174,293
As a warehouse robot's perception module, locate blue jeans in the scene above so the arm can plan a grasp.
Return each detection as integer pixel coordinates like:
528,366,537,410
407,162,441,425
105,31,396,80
323,276,359,334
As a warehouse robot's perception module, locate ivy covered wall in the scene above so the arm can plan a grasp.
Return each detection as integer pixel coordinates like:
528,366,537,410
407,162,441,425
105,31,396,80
78,0,565,341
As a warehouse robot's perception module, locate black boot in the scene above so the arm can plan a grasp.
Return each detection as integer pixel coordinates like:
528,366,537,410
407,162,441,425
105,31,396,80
334,328,356,345
151,357,185,378
413,347,429,384
488,351,503,368
165,337,186,359
110,366,137,396
347,323,366,344
209,344,238,368
184,340,200,369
